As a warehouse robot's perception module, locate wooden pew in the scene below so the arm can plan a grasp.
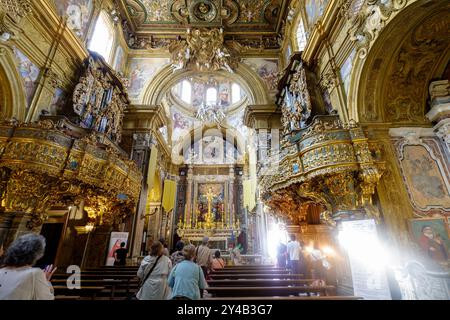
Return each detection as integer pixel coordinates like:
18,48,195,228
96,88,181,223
214,268,287,273
205,296,363,300
51,278,139,299
209,273,304,280
207,279,315,287
206,285,335,297
210,270,291,274
224,264,279,269
53,285,105,300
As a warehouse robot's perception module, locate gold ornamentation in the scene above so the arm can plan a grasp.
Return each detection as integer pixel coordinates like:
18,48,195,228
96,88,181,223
261,115,384,224
348,0,409,59
168,28,240,72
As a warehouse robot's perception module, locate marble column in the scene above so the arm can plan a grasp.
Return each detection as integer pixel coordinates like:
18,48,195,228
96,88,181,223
129,132,153,259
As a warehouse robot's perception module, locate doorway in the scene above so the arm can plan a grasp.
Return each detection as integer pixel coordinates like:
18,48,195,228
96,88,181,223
35,223,64,268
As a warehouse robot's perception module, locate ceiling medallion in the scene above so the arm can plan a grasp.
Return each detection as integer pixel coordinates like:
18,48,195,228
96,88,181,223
169,27,240,73
190,0,217,22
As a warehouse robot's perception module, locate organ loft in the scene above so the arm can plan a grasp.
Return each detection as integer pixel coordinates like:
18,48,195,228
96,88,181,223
0,0,449,301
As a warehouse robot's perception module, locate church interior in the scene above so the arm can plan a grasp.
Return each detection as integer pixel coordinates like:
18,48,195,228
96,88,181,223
0,0,449,300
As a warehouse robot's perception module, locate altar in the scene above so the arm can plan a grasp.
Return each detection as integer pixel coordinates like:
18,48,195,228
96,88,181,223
175,168,243,247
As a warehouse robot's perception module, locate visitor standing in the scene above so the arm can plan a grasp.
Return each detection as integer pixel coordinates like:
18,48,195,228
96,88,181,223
168,244,207,300
113,242,128,266
286,234,301,275
195,236,212,278
136,241,172,300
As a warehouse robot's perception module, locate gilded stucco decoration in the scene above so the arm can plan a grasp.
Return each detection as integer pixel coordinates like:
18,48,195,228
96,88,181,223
119,0,288,50
260,115,384,224
0,0,32,36
0,118,142,229
168,28,240,72
355,1,450,123
345,0,411,59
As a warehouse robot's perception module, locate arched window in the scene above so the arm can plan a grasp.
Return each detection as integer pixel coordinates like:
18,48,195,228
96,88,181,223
206,87,217,105
296,18,307,51
231,83,241,104
181,80,192,103
88,11,114,63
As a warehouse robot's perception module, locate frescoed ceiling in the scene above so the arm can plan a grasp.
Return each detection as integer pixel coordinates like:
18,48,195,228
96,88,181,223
118,0,290,49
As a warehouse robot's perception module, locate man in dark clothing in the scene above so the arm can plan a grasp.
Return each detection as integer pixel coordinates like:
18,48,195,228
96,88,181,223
114,242,128,266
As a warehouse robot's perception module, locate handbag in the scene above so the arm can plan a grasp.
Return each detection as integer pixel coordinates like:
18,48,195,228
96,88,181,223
129,255,162,300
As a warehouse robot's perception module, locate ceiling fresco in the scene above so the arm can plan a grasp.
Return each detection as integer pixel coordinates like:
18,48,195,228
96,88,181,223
119,0,290,49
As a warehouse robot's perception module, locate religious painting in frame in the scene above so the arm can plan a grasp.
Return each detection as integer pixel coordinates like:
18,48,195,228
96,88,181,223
408,217,450,265
197,183,225,223
398,144,450,212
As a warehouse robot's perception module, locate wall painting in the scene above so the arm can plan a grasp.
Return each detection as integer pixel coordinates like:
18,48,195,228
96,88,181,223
13,48,40,109
399,144,450,211
56,0,94,39
128,58,170,102
409,217,450,265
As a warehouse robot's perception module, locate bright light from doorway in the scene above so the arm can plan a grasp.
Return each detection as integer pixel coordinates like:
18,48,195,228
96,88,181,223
267,222,288,259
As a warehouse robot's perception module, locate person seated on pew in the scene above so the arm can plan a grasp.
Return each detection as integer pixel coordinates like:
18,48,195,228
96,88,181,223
0,234,57,300
168,244,207,300
170,240,185,267
136,241,172,300
211,250,225,270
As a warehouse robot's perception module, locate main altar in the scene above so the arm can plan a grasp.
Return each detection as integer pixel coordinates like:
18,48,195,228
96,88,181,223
175,164,244,250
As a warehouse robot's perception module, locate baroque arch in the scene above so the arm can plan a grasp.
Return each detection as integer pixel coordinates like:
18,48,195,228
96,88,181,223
141,62,272,106
0,45,28,120
348,0,450,124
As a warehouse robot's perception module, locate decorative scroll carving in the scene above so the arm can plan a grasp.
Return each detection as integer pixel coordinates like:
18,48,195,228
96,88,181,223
0,0,32,35
347,0,409,59
168,28,240,72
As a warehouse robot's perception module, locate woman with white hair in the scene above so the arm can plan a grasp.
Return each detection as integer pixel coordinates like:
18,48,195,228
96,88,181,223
168,244,207,300
0,233,56,300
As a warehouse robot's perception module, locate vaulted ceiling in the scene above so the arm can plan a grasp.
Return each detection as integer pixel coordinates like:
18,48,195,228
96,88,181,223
118,0,290,49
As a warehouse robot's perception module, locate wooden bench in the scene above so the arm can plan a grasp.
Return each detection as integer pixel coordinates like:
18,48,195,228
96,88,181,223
51,278,140,299
210,270,291,274
52,285,106,300
209,273,304,280
207,279,316,287
206,285,335,297
205,296,362,300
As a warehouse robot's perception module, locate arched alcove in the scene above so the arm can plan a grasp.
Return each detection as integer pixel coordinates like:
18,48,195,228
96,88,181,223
0,46,28,120
348,0,450,125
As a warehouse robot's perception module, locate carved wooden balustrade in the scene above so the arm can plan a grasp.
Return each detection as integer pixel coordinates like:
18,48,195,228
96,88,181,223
0,119,142,230
0,53,142,233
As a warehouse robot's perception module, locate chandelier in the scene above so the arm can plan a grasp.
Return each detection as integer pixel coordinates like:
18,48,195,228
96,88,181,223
195,103,226,125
